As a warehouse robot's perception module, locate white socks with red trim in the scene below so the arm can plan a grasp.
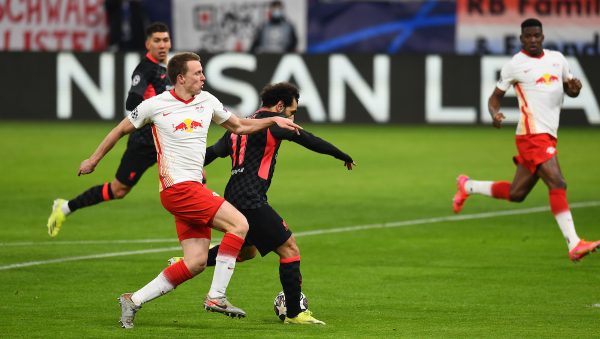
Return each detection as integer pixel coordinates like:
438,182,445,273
131,272,174,306
464,180,493,196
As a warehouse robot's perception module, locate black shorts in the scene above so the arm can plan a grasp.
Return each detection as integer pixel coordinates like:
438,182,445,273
115,140,157,187
239,204,292,257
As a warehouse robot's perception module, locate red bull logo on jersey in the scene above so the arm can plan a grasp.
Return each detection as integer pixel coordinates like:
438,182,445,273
173,118,203,132
535,74,560,85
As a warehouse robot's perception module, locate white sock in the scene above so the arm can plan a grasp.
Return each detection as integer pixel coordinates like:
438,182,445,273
61,201,71,215
131,272,174,306
208,254,237,298
554,211,580,251
464,180,494,196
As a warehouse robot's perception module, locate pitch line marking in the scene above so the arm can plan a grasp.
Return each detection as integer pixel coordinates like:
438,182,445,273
1,201,598,271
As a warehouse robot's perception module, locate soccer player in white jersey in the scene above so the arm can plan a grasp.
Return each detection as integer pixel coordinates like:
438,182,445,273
452,18,600,262
77,52,302,328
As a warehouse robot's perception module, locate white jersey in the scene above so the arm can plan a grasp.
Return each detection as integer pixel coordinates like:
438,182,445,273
128,90,231,190
496,49,572,138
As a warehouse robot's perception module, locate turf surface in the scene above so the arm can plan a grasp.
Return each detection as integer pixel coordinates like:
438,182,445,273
1,122,599,338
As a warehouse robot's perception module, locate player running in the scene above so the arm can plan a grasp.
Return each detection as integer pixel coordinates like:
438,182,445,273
47,22,172,237
452,18,600,262
77,52,302,328
170,82,355,324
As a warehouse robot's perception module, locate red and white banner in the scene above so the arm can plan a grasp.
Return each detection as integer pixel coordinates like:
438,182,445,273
0,0,107,51
456,0,600,55
171,0,306,52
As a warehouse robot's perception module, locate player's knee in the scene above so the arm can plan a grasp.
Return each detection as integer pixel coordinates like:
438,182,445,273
223,220,248,239
232,217,249,237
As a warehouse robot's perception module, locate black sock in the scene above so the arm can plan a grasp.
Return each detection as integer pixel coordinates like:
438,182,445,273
68,183,114,212
279,260,302,318
206,245,219,267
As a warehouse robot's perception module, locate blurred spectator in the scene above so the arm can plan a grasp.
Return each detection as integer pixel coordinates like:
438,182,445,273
105,0,146,51
250,1,298,53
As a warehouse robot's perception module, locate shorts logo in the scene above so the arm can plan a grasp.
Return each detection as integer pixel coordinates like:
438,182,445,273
546,146,556,155
212,192,220,197
132,74,141,86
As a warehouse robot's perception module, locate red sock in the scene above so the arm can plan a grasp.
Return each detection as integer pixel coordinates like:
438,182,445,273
163,260,193,287
491,181,511,200
280,256,301,264
549,188,569,215
219,233,244,258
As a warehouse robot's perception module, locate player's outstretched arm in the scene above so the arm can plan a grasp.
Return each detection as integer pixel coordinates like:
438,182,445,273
78,118,136,176
488,87,507,129
221,114,302,135
564,78,582,98
279,129,356,170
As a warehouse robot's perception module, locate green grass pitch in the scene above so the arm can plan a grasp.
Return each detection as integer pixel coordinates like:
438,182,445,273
0,122,599,338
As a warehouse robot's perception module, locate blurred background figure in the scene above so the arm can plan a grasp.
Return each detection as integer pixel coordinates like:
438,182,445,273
105,0,146,51
250,0,298,53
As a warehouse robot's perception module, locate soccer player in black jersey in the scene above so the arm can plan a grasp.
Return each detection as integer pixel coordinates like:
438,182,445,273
172,82,355,324
47,22,172,237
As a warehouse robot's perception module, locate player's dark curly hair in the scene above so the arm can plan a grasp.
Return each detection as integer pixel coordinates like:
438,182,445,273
260,82,300,108
521,18,542,31
167,52,201,84
145,22,170,38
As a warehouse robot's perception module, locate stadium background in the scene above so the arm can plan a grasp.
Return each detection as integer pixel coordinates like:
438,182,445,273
1,0,600,337
0,0,598,125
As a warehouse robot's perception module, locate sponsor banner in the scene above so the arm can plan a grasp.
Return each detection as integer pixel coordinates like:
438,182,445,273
0,52,598,126
171,0,306,52
307,1,455,54
456,0,600,55
0,0,108,51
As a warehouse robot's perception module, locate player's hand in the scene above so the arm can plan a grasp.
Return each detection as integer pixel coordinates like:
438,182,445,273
565,78,582,96
344,161,356,170
273,116,302,135
78,159,97,176
492,112,505,129
202,169,207,185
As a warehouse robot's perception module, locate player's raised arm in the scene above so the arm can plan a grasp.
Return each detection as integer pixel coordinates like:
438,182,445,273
220,113,302,135
488,87,507,129
78,117,137,176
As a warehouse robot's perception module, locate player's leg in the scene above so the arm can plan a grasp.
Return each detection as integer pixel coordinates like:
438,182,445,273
275,236,302,316
453,164,537,213
120,235,208,329
241,205,324,324
204,200,248,317
537,157,600,261
47,142,156,237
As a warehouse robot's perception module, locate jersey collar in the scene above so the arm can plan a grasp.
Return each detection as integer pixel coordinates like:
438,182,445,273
520,49,545,59
146,52,159,64
169,89,195,104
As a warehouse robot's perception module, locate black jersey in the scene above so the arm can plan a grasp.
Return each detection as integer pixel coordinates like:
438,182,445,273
126,52,170,146
205,111,353,209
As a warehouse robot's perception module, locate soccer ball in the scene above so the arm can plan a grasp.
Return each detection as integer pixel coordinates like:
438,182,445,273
273,291,308,321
